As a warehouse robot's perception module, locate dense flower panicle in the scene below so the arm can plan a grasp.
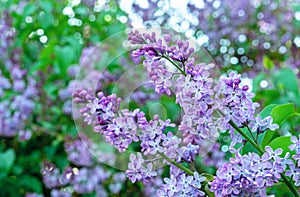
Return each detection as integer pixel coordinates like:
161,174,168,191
74,87,147,152
73,89,120,128
126,153,157,183
210,146,287,196
139,115,176,155
215,71,258,126
157,165,206,197
214,71,278,146
105,109,141,152
129,30,219,149
175,63,217,146
128,30,196,95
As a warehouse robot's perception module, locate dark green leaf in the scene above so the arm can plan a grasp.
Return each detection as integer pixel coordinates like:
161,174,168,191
270,103,295,125
268,136,294,157
260,104,278,118
261,103,294,147
0,149,16,174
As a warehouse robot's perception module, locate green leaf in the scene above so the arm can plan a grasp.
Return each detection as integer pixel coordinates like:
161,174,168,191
22,3,36,16
268,136,294,157
39,1,53,13
270,103,295,124
261,103,295,147
276,68,299,95
54,45,75,75
263,55,274,69
260,104,278,118
0,149,16,174
205,185,214,197
18,175,43,193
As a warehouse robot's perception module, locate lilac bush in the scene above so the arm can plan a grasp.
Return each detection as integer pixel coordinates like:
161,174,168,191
74,30,300,196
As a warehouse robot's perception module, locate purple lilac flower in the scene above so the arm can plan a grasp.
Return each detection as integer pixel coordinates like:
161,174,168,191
72,166,110,194
105,109,140,152
128,30,194,95
126,153,157,183
251,115,279,134
286,164,300,186
211,146,287,196
73,89,120,129
157,165,206,197
129,30,219,151
139,115,176,156
289,135,300,155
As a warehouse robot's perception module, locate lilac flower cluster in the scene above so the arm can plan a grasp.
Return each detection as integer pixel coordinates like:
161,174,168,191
215,71,278,146
0,11,37,140
157,165,206,196
75,30,295,196
41,133,126,196
211,146,288,196
129,30,278,148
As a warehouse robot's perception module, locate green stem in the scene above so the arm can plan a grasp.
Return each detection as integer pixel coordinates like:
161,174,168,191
161,55,187,76
281,174,300,197
246,125,257,142
228,120,264,154
159,153,194,175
